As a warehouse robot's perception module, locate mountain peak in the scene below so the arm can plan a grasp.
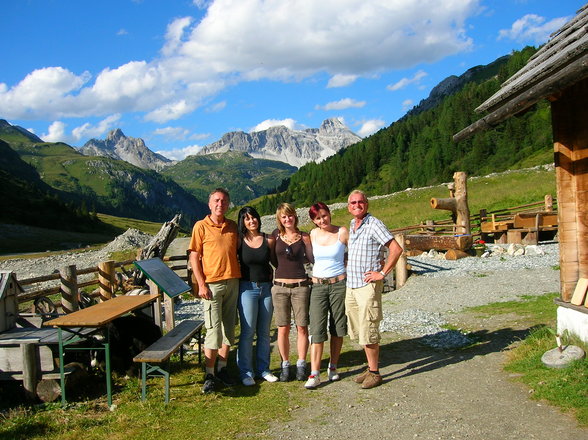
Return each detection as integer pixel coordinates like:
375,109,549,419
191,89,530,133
198,118,361,167
79,130,172,171
107,128,126,143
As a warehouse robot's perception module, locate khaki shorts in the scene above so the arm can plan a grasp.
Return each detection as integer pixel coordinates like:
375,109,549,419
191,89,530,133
203,278,239,350
345,281,383,345
271,284,310,327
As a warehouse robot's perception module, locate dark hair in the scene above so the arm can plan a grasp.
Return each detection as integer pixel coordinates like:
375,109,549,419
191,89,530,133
237,206,262,235
309,202,330,220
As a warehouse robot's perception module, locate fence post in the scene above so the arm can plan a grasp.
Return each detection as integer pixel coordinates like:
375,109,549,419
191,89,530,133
545,194,553,212
60,264,79,313
147,279,163,330
98,260,115,301
395,234,408,289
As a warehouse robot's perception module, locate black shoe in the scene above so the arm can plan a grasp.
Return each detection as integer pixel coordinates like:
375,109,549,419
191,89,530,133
202,373,216,394
216,367,236,386
296,364,307,381
279,366,291,382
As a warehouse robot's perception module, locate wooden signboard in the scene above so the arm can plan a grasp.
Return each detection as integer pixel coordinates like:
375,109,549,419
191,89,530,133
134,258,190,299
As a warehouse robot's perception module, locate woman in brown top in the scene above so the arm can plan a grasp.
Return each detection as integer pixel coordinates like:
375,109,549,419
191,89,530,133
272,202,314,381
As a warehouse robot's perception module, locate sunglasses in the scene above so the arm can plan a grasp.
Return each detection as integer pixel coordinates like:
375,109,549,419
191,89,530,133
285,245,294,259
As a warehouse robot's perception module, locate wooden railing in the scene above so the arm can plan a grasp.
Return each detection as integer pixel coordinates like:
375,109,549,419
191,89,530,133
14,254,192,313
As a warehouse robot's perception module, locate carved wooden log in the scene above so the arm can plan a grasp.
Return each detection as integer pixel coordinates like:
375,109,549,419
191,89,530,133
445,249,471,260
430,172,471,235
404,234,473,251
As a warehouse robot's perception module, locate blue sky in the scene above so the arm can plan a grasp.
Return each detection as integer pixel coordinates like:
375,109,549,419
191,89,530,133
1,0,584,160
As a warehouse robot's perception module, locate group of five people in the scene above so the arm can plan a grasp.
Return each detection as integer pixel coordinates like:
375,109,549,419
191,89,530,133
188,188,402,394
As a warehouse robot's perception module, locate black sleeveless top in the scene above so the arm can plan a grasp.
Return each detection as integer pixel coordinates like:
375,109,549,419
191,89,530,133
238,234,272,283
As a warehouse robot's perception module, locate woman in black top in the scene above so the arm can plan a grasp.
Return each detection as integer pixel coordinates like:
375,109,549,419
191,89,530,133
272,202,313,382
237,206,278,385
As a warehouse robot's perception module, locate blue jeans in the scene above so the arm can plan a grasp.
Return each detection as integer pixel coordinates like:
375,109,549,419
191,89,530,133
237,281,274,379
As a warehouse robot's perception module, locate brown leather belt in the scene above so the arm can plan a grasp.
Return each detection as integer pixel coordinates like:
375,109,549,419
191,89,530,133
273,279,312,288
312,274,346,285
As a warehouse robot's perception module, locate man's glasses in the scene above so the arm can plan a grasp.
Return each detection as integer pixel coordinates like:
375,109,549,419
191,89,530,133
349,200,366,205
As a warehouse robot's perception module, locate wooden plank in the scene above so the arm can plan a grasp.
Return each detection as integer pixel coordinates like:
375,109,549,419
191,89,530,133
0,345,55,372
513,212,558,228
133,320,203,364
570,277,588,305
44,294,158,327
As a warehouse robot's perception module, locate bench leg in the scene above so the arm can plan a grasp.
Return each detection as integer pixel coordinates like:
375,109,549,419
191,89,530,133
142,363,171,404
141,362,147,401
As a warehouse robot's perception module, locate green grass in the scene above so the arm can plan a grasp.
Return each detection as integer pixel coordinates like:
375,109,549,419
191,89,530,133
0,354,308,440
466,292,560,327
505,327,588,426
464,292,588,426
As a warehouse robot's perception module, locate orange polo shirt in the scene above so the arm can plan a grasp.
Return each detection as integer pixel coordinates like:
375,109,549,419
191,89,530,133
188,215,241,283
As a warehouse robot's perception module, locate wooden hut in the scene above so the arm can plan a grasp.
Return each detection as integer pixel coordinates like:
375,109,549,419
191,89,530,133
454,4,588,342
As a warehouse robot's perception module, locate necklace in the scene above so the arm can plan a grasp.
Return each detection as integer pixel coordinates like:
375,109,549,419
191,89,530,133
280,232,300,245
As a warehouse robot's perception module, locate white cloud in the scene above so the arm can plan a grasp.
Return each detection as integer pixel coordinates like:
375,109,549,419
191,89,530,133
316,98,366,111
0,0,478,122
145,100,195,123
117,29,128,36
402,99,414,111
387,70,427,91
327,74,358,88
498,14,569,45
42,114,121,145
42,121,68,143
157,144,203,161
251,118,299,132
206,101,226,113
357,119,386,137
153,126,191,140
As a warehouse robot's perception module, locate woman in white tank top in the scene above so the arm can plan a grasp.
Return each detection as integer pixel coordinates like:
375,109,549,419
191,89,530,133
304,202,349,389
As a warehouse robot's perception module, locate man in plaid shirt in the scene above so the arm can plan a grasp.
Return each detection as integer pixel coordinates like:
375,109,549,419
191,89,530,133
345,189,403,389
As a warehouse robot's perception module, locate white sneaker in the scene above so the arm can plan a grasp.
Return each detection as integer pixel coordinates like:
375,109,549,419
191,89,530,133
242,377,255,386
328,368,340,381
304,375,320,389
262,372,278,383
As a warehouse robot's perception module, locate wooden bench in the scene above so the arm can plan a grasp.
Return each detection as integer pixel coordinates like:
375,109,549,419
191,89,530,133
133,319,204,403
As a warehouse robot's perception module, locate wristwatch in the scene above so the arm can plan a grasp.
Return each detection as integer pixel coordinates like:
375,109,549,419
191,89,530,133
379,271,386,277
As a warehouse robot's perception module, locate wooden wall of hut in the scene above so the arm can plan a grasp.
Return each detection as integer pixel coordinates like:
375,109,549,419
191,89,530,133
552,77,588,301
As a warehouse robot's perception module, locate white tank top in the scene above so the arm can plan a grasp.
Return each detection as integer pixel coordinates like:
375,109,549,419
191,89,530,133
312,230,346,278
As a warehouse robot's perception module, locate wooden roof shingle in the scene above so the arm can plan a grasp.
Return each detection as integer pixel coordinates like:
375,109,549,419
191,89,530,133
454,3,588,142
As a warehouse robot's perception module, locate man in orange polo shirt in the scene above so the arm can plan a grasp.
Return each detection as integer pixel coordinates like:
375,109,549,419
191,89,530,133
189,188,241,393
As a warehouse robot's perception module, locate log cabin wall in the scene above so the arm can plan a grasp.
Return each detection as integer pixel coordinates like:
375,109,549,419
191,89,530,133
552,77,588,301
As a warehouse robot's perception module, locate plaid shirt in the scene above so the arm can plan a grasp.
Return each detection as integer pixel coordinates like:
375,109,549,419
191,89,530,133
346,213,394,288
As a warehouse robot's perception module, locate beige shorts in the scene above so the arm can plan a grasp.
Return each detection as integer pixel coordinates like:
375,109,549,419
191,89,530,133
203,278,239,350
271,284,310,327
345,281,383,345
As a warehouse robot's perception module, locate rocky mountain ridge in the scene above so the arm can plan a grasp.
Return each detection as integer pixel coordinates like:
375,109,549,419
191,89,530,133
197,117,361,168
79,128,173,171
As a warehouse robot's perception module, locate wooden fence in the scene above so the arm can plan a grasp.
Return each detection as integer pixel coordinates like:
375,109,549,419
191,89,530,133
390,195,557,239
14,254,193,315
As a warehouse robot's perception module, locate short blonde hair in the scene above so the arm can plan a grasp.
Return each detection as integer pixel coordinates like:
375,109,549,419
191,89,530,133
275,202,298,234
348,189,367,203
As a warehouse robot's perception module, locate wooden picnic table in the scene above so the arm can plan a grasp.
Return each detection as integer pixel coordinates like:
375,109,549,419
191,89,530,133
45,293,159,407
